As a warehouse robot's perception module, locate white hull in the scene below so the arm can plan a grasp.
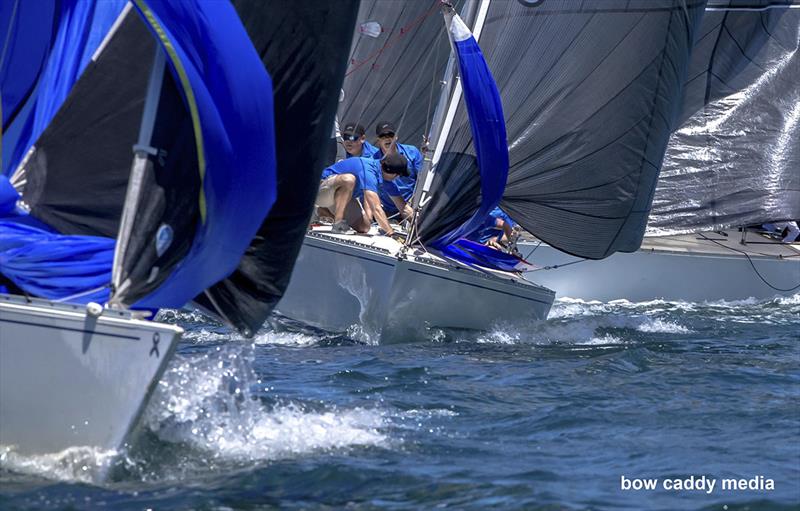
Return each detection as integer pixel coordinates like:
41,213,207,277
521,230,800,302
278,229,555,342
0,294,181,459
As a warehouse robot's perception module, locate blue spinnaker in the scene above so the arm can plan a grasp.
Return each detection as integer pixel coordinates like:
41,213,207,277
2,0,126,174
130,0,276,308
0,221,113,303
432,11,508,248
442,239,531,273
0,0,277,313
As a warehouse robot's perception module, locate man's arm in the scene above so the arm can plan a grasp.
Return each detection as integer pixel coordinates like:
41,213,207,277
390,195,413,219
365,190,394,235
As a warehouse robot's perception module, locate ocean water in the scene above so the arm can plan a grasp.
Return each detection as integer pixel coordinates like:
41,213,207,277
1,295,798,510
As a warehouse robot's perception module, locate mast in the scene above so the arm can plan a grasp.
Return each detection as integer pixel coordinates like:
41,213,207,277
406,0,490,246
109,46,165,305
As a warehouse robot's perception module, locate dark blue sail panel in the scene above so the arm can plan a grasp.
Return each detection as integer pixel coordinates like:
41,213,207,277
1,0,126,175
128,0,277,309
432,11,509,248
442,239,531,273
0,221,113,303
1,1,277,317
0,1,57,130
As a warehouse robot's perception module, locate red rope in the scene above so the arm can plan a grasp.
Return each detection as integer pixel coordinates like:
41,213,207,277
345,1,441,77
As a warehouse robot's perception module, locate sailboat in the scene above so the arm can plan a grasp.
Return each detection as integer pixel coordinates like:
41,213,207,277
0,0,355,468
518,0,800,302
276,0,707,342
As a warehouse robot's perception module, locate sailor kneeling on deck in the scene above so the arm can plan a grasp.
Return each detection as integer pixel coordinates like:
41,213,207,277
316,157,401,239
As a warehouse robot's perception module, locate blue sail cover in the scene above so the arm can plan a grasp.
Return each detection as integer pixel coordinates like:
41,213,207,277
1,0,126,174
432,11,508,248
0,0,277,309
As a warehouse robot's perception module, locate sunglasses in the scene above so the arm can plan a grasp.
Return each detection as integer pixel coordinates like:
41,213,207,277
342,134,361,142
378,133,395,139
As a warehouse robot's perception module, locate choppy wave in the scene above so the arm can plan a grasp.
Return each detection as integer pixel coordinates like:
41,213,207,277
0,445,118,484
142,344,388,465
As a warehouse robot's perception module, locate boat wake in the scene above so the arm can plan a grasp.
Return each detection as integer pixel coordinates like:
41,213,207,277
0,445,118,484
0,342,389,485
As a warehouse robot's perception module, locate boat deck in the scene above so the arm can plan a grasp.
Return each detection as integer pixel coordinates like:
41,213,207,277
307,224,534,284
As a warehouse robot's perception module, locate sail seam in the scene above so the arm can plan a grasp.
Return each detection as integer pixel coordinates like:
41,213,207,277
603,4,681,258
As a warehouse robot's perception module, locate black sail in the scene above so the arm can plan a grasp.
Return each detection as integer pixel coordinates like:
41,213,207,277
650,0,800,234
419,0,707,259
16,11,202,304
193,1,359,336
338,0,464,150
19,13,154,239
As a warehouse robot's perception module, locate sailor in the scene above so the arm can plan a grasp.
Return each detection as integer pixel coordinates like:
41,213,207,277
341,122,378,159
469,207,519,252
379,153,415,220
372,121,423,216
762,221,800,243
316,157,399,237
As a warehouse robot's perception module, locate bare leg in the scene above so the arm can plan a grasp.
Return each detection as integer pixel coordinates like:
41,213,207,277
345,198,371,233
332,174,356,222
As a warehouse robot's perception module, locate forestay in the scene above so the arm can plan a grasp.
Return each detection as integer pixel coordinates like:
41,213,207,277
649,0,800,235
418,0,707,259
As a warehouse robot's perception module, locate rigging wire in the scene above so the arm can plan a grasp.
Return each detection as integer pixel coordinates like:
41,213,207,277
696,232,800,292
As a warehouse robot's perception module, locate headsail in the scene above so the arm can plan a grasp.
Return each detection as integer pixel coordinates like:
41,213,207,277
1,0,127,174
421,2,508,248
1,1,277,323
649,0,800,234
418,0,707,259
337,0,462,149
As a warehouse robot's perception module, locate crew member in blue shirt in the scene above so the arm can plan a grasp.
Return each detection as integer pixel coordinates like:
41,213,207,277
379,153,414,220
316,157,398,237
340,122,377,159
469,207,517,250
372,121,423,217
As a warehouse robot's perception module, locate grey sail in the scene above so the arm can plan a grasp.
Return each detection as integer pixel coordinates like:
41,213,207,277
418,0,707,259
649,1,800,235
338,0,466,148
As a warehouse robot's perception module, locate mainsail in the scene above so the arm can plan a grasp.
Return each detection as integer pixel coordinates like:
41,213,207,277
1,1,277,326
418,0,707,259
337,0,464,149
649,0,800,234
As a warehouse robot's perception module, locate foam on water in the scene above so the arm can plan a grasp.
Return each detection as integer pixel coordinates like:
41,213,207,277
0,446,118,484
142,344,388,464
636,318,692,334
253,330,320,347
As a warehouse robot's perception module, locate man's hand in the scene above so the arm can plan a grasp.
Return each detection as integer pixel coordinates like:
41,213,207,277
390,232,406,244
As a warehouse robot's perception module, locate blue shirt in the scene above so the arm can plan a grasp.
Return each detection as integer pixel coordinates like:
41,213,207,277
320,157,381,199
371,142,423,213
469,207,515,243
345,140,378,160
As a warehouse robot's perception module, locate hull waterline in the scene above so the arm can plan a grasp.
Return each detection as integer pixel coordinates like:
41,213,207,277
277,229,555,342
